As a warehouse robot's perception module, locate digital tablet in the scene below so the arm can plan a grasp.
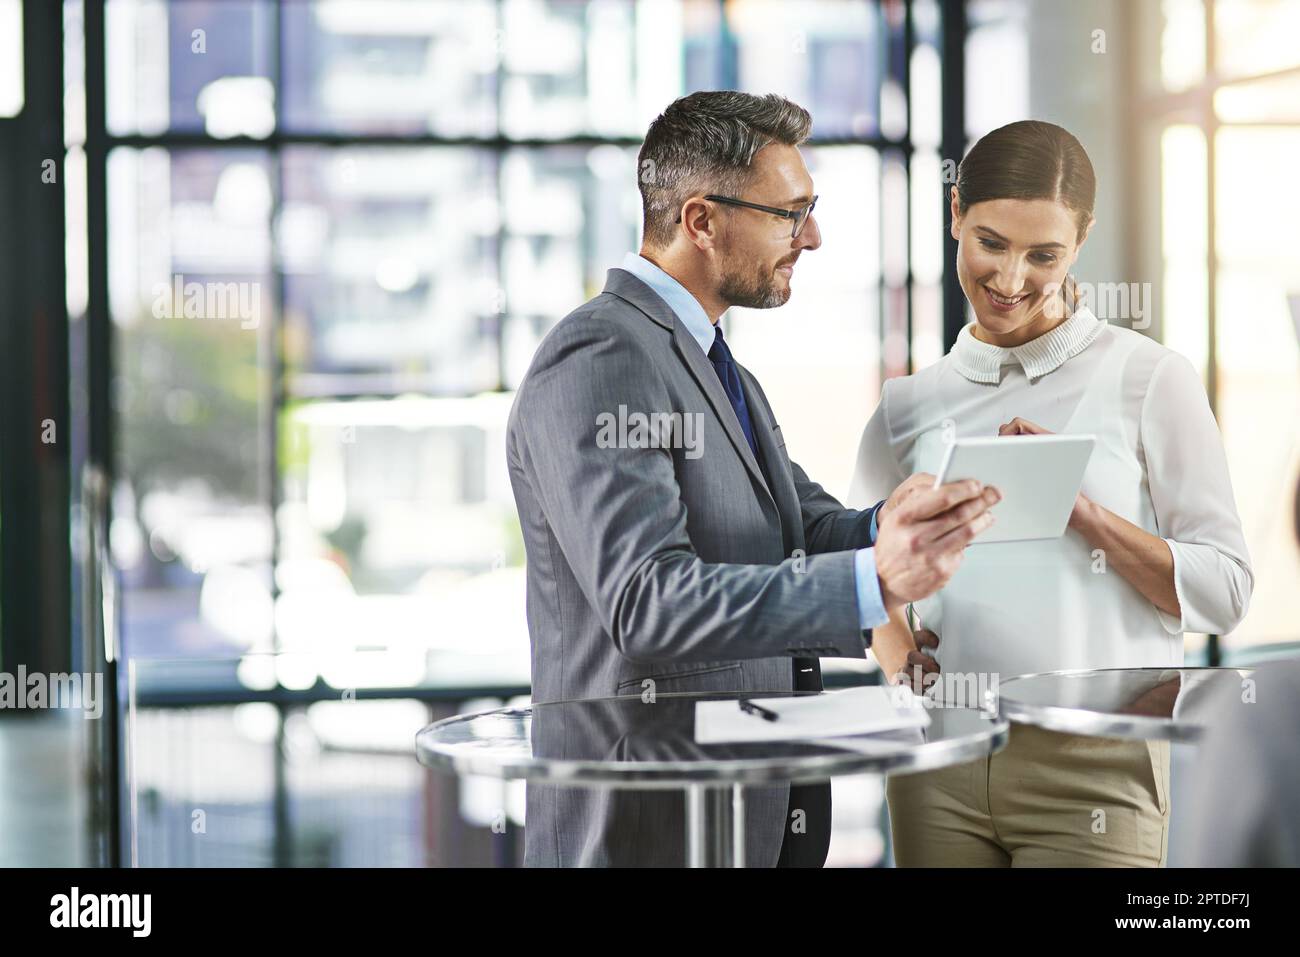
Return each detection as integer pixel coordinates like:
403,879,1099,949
932,434,1096,544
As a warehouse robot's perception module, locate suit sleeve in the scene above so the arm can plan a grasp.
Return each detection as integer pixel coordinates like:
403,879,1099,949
513,316,867,666
789,460,879,554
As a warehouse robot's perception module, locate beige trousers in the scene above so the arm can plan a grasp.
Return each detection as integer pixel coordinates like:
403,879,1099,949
886,722,1171,867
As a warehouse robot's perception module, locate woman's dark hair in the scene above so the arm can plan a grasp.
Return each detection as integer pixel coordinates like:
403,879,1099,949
955,120,1096,242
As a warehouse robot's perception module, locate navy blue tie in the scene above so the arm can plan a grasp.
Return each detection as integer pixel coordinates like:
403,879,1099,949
709,324,827,865
707,324,760,460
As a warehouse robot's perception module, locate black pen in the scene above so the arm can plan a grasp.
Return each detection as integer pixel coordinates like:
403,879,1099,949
738,698,779,722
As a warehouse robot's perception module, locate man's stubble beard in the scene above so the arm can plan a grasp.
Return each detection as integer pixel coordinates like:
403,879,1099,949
716,247,791,310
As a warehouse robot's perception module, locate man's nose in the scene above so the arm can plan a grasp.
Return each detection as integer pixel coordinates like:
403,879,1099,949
796,212,822,251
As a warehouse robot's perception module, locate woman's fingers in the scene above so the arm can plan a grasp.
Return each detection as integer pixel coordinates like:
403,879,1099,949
905,650,939,673
999,416,1051,436
894,631,941,692
895,648,940,694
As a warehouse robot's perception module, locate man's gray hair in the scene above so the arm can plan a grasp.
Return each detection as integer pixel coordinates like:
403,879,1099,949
637,91,812,248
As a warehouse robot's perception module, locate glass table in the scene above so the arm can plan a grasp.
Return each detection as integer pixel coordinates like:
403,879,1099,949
415,690,1008,867
995,666,1255,742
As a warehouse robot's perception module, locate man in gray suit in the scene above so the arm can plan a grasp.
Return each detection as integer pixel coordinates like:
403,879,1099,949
506,91,999,866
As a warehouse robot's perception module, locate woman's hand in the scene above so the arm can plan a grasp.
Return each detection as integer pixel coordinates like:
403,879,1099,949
996,415,1049,437
894,628,940,695
998,416,1181,618
997,416,1091,528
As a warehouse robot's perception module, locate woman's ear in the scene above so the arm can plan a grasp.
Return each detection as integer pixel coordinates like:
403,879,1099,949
949,187,962,241
1072,215,1096,263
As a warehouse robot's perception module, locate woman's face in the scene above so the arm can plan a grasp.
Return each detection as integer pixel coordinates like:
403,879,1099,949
950,190,1092,347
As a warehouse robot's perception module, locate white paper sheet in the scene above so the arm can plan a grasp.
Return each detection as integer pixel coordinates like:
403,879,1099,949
694,686,931,744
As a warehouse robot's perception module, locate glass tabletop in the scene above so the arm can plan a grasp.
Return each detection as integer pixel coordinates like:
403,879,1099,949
415,690,1008,788
996,667,1255,742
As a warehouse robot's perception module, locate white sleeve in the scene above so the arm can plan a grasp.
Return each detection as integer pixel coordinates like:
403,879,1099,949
846,380,906,510
1140,351,1255,635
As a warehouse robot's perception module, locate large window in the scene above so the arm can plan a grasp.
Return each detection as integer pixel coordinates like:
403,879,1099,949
75,0,956,690
1143,0,1300,656
730,0,951,496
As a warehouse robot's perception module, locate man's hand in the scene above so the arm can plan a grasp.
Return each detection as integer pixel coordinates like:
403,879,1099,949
876,472,936,531
894,628,940,694
874,479,1000,610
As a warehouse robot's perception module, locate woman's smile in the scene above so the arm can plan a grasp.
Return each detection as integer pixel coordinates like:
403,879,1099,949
982,285,1031,312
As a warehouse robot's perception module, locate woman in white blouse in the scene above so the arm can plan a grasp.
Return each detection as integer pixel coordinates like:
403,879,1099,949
849,120,1253,867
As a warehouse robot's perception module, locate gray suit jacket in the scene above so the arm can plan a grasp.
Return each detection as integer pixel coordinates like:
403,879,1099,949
506,267,880,866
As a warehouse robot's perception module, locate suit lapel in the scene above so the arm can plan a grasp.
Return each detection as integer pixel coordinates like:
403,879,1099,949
737,364,805,557
603,269,778,519
669,322,777,509
738,365,824,695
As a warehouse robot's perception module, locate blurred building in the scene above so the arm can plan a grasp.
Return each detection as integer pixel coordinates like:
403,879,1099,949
0,0,1297,867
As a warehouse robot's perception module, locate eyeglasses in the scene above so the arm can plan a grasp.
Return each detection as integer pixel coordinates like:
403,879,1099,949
676,194,819,239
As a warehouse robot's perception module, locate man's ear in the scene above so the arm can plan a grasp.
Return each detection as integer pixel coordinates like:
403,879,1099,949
949,186,962,241
679,197,718,251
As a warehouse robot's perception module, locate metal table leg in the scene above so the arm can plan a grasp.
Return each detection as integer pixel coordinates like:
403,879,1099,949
685,783,745,867
731,783,745,867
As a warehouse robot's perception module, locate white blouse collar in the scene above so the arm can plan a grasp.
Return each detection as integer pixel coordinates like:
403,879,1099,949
950,307,1104,384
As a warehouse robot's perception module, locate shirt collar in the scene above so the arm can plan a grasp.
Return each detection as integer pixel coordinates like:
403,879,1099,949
950,307,1104,384
619,252,717,356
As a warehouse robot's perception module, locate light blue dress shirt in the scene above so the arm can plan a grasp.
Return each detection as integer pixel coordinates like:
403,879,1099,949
618,253,889,634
